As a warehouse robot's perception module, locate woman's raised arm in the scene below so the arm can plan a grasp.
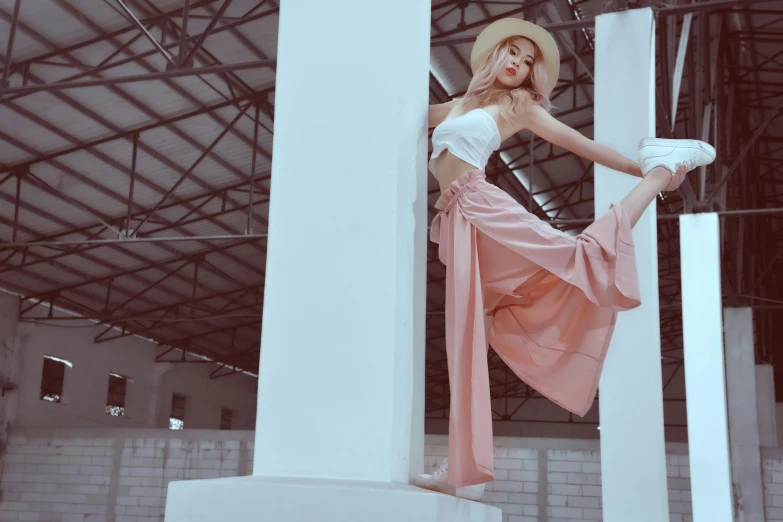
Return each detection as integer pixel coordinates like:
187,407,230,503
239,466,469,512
524,104,642,178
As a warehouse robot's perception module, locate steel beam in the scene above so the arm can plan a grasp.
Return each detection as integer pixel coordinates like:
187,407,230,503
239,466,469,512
0,90,265,175
707,95,783,202
1,0,21,88
0,5,278,106
11,3,218,68
182,0,233,65
0,60,273,96
132,102,253,234
126,134,138,237
176,0,192,68
115,0,176,66
156,320,260,348
0,234,267,250
22,237,259,301
430,0,776,47
0,186,269,275
0,96,268,278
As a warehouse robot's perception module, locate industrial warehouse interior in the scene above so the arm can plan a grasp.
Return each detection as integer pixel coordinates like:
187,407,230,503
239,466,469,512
1,0,782,521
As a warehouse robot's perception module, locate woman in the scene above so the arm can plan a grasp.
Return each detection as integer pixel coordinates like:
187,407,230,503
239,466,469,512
415,18,714,501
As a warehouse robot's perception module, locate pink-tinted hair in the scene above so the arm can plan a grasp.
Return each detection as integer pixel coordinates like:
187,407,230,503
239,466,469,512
460,36,554,123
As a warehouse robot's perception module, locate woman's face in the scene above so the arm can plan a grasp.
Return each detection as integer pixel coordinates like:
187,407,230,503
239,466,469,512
494,37,536,90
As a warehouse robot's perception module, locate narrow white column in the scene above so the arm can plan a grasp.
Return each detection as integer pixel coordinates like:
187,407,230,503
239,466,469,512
252,0,430,483
755,364,778,447
593,9,669,522
680,213,734,522
724,307,765,522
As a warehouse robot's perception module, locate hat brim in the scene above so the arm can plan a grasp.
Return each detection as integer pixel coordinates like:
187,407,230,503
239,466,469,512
470,18,560,94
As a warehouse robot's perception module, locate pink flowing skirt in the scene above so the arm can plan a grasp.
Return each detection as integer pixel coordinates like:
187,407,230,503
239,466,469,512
429,169,641,487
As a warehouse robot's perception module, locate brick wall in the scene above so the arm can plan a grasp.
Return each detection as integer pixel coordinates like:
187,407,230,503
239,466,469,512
545,449,602,521
423,436,699,522
425,443,540,521
0,429,254,522
763,455,783,521
1,429,782,522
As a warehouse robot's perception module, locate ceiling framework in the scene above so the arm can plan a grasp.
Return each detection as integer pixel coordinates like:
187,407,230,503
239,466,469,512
0,1,781,419
0,0,277,376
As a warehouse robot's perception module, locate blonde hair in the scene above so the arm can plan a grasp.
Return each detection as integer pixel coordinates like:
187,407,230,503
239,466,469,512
460,36,554,123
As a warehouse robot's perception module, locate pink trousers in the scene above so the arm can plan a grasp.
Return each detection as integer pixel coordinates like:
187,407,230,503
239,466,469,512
429,170,641,487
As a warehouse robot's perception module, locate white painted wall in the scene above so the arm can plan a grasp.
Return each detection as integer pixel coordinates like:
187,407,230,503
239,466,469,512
0,292,257,432
4,291,780,446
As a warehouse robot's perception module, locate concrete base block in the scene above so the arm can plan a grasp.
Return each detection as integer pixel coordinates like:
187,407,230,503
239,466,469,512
165,475,502,522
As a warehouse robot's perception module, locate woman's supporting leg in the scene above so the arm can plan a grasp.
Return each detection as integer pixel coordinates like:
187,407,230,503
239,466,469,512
620,166,684,228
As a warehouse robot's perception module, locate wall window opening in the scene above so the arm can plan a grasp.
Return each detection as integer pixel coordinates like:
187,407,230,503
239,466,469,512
40,355,71,403
170,393,187,430
106,373,129,417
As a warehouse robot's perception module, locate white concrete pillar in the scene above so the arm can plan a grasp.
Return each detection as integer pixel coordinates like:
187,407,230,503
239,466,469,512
593,9,669,522
250,0,430,485
755,364,777,447
724,307,765,522
680,213,734,522
166,1,499,520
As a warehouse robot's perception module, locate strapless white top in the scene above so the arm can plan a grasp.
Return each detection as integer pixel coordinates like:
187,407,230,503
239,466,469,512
429,108,501,172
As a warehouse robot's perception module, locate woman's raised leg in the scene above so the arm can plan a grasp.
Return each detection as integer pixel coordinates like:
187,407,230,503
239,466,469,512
619,166,684,228
620,137,717,227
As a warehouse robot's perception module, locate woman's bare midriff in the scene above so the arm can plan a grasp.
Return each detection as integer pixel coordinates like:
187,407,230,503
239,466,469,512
432,151,484,193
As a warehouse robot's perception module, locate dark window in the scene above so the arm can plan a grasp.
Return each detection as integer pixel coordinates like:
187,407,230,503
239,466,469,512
40,355,70,403
220,408,233,430
170,393,187,430
106,373,128,417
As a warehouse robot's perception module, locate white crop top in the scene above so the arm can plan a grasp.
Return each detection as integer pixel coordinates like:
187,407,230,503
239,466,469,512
429,108,501,173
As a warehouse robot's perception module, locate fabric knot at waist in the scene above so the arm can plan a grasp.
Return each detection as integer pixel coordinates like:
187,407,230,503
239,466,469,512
434,169,486,214
430,169,486,245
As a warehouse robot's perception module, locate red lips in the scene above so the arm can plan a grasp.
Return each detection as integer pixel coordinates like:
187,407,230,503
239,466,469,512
506,67,517,76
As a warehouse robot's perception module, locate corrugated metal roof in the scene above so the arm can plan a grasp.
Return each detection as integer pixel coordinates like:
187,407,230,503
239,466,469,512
0,0,275,368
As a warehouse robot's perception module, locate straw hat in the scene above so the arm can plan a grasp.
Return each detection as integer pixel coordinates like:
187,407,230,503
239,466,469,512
470,18,561,93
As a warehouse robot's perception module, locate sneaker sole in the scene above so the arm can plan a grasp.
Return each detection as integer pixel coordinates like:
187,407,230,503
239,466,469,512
412,476,450,494
638,138,716,161
413,480,484,501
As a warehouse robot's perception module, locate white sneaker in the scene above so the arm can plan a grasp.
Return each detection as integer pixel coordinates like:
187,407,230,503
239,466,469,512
638,138,716,176
412,458,486,501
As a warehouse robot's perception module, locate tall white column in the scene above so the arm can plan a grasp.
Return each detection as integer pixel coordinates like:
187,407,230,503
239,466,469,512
724,307,765,522
250,0,430,484
165,0,500,520
593,9,669,522
680,213,734,522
